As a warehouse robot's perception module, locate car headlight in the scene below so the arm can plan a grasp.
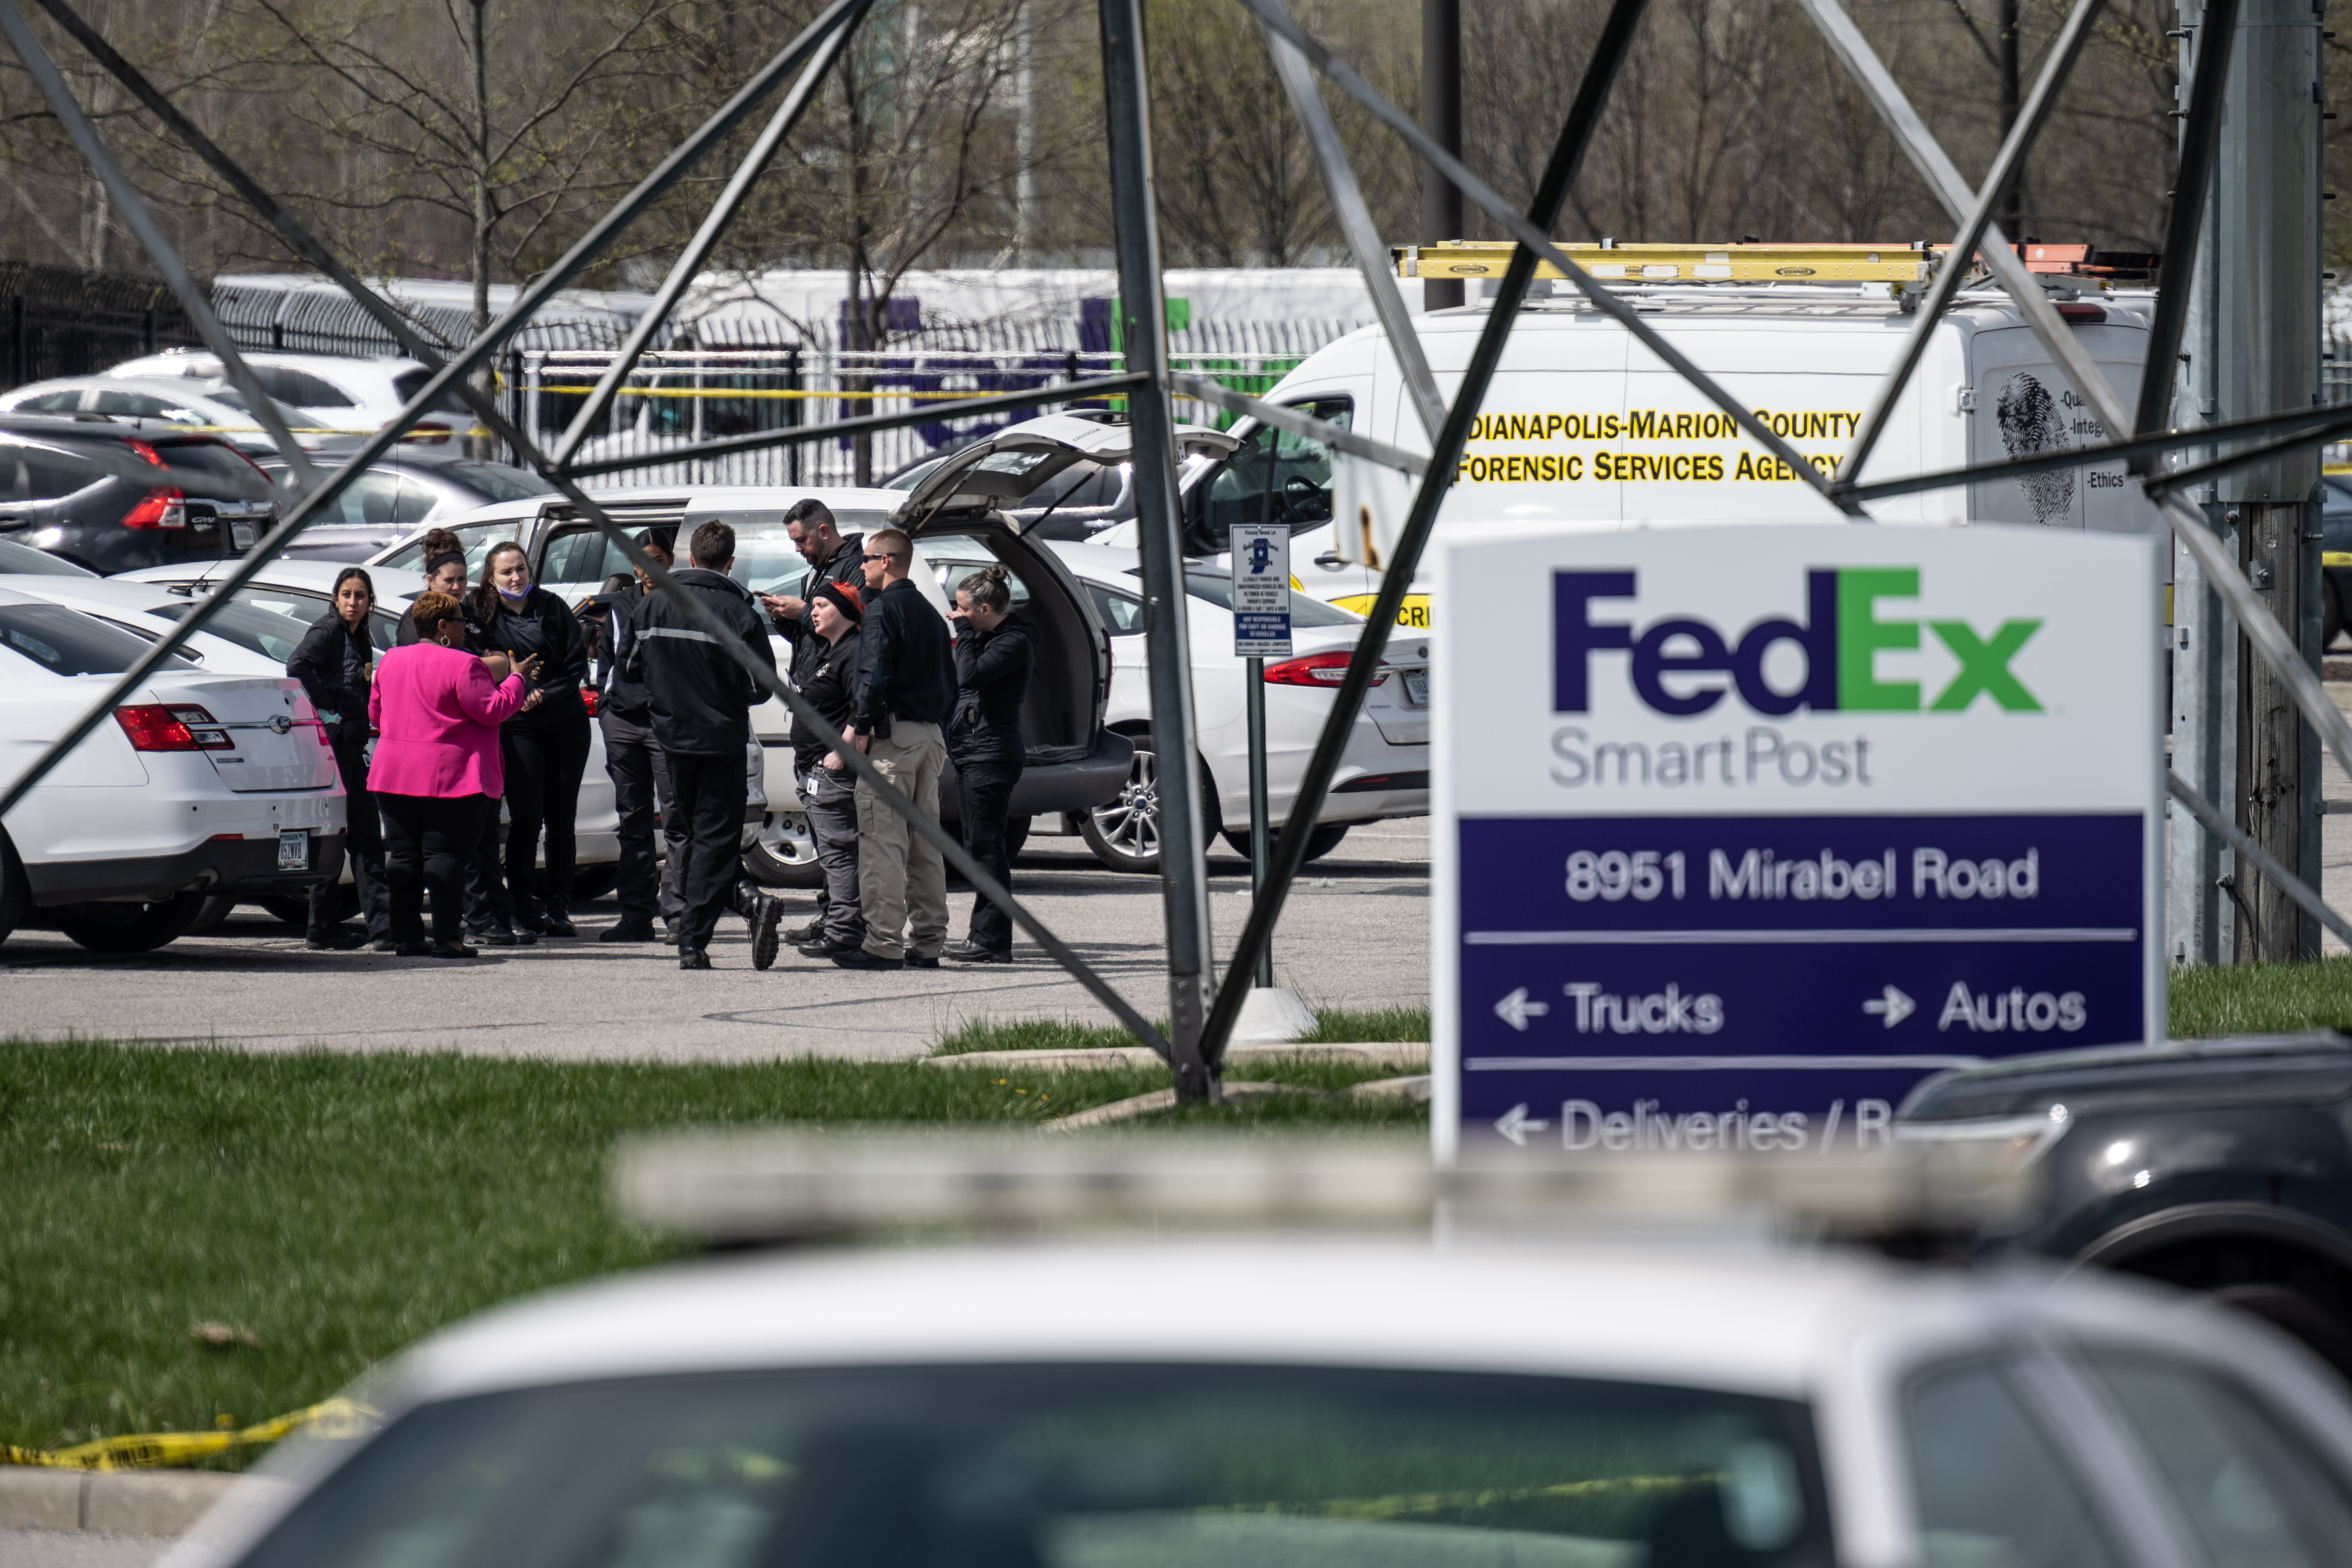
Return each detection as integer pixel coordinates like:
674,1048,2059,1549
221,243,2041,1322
1894,1103,2070,1169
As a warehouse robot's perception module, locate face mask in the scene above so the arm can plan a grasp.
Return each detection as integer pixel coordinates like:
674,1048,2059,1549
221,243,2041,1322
497,580,531,603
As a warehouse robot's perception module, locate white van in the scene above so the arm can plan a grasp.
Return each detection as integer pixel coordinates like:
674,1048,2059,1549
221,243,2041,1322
1107,277,2159,622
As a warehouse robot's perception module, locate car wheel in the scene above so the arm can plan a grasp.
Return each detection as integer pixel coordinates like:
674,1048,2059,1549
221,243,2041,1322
1219,823,1350,865
185,894,240,936
2328,581,2344,651
2212,1282,2352,1383
743,810,825,889
56,892,207,954
570,864,620,902
1081,733,1222,874
259,885,352,926
0,831,27,948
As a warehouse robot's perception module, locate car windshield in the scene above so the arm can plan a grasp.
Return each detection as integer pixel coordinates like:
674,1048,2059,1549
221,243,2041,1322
0,538,95,577
0,603,192,675
1175,572,1366,627
440,460,557,501
239,1365,1826,1568
144,598,316,663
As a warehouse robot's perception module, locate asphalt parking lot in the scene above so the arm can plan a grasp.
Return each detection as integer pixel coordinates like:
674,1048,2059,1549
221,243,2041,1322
0,819,1431,1060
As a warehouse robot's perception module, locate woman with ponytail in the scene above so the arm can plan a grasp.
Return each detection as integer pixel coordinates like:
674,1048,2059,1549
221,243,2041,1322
943,563,1034,964
465,542,591,937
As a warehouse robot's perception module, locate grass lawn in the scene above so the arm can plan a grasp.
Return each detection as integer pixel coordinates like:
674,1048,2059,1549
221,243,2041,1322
933,1005,1432,1055
0,1040,1417,1467
2168,955,2352,1039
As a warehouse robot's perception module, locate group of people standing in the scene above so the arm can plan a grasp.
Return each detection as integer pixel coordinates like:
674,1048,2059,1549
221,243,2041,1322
283,496,1035,970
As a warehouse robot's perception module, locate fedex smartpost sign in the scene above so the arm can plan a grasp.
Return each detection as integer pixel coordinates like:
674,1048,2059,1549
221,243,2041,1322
1431,523,2162,1162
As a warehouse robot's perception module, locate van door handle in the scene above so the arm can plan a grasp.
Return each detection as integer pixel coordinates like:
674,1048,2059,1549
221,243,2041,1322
1313,550,1345,570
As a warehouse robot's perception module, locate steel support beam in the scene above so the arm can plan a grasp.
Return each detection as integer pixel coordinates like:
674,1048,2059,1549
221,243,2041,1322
2169,770,2352,948
1838,0,2104,491
0,0,318,493
1236,0,1859,515
2131,0,2239,449
1101,0,1218,1099
1200,0,1653,1067
551,4,865,465
1264,18,1443,441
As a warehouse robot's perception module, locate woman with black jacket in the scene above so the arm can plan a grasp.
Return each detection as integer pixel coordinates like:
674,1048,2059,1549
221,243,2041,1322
943,564,1035,964
287,566,390,951
468,541,592,937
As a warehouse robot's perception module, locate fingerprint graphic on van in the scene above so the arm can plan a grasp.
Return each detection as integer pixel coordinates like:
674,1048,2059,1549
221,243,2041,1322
1995,373,2076,526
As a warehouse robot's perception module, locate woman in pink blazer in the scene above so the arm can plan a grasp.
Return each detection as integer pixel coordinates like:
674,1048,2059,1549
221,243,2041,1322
369,592,541,957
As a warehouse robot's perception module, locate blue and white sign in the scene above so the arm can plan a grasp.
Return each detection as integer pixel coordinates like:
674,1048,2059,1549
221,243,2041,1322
1231,523,1293,657
1432,523,2163,1161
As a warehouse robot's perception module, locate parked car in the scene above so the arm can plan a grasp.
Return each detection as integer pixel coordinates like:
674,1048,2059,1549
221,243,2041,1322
104,348,471,446
1017,541,1423,871
374,481,1130,890
0,574,310,674
2322,471,2352,647
1900,1031,2352,1382
166,1166,2352,1568
0,413,276,573
0,375,362,460
0,586,344,952
112,558,655,917
250,456,556,563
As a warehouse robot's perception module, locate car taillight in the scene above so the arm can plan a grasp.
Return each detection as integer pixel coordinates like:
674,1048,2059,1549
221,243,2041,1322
1263,652,1386,687
125,437,167,468
121,487,188,529
2057,302,2106,324
581,684,600,718
115,703,233,751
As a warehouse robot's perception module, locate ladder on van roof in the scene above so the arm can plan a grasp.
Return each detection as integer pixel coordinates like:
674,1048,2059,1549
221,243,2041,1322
1393,240,2159,287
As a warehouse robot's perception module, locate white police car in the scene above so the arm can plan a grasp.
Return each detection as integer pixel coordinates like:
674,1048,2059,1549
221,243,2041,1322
169,1141,2352,1568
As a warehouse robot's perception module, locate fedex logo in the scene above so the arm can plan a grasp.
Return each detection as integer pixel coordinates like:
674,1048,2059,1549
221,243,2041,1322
1554,568,2042,716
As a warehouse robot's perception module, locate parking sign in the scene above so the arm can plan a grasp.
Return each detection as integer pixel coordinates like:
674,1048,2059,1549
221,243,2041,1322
1231,524,1292,657
1432,523,2163,1162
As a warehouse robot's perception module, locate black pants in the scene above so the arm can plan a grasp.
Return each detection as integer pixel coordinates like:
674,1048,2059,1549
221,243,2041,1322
311,738,389,939
464,802,514,933
603,710,681,929
381,793,491,947
501,711,591,920
667,750,747,955
953,742,1023,953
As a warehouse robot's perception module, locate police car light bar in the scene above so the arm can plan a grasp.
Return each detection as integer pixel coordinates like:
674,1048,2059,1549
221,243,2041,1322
1396,240,2161,288
609,1131,2037,1244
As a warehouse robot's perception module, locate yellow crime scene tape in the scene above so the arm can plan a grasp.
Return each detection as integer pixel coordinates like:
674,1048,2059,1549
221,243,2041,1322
1201,1471,1712,1521
0,1397,376,1471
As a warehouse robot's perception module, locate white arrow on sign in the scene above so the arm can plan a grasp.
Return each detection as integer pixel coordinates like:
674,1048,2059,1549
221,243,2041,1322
1862,985,1916,1029
1494,1102,1551,1146
1494,986,1550,1032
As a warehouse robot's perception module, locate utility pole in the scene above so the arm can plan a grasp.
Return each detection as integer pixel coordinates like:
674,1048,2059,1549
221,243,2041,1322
1997,0,2025,232
2171,0,2236,967
1421,0,1463,310
2217,0,2324,962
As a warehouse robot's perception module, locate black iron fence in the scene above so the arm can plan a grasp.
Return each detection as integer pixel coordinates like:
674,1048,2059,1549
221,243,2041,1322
0,261,202,388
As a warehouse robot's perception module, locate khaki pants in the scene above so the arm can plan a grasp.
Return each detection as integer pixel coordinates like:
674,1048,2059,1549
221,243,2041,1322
855,720,948,961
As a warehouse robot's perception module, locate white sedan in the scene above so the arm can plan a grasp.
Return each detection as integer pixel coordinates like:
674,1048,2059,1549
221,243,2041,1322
0,586,344,952
169,1199,2352,1568
0,375,362,460
1026,540,1427,872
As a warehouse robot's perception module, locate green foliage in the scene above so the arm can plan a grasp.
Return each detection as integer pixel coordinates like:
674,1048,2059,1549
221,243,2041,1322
932,1006,1430,1056
2167,957,2352,1040
0,1040,1420,1465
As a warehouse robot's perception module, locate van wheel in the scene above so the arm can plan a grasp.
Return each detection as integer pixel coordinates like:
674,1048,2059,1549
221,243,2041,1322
570,865,619,902
1082,733,1220,874
1220,823,1350,864
186,894,240,936
260,885,353,926
57,893,207,954
744,810,825,889
0,832,28,948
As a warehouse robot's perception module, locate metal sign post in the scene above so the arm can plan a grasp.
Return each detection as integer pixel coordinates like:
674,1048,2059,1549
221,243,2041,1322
1232,523,1293,990
1433,522,2165,1163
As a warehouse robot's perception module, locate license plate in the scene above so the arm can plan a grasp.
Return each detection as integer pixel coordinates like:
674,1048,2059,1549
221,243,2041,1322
277,828,309,871
1402,670,1429,705
231,522,256,550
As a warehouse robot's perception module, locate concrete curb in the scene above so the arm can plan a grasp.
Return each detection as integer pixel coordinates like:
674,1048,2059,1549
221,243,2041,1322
0,1468,254,1536
1042,1072,1433,1129
929,1041,1429,1072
